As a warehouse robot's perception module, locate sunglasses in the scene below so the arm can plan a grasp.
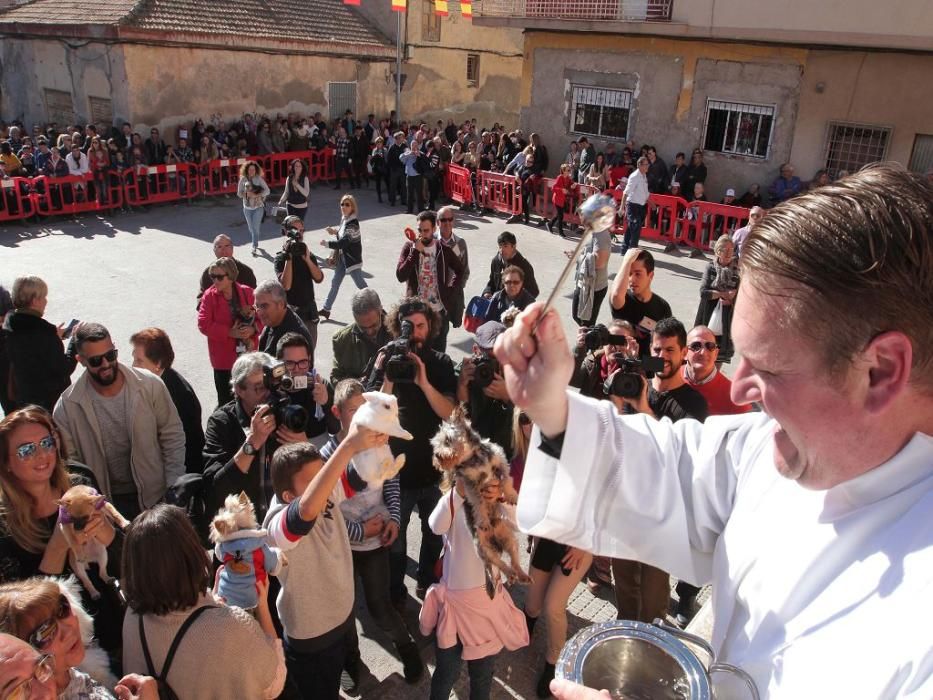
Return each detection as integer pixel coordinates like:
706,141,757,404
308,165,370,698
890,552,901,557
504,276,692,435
687,341,719,353
6,653,55,700
209,273,227,281
14,435,56,461
340,202,352,207
84,348,118,368
28,595,71,651
438,217,454,223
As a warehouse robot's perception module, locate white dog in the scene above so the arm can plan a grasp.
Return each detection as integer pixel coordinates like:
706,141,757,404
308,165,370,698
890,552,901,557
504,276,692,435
339,392,413,529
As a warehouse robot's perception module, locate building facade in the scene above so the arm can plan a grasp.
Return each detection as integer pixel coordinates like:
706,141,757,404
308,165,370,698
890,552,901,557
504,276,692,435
475,0,933,197
0,0,397,137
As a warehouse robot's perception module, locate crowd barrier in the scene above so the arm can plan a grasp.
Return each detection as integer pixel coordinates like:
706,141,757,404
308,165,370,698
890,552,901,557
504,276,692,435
0,148,338,223
445,164,474,205
477,170,522,217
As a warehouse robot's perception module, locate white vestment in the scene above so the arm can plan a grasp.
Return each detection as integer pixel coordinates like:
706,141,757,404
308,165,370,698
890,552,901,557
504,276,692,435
517,391,932,699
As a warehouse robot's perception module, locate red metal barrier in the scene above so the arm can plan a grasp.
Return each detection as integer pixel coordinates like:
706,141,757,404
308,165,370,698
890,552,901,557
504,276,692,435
200,158,249,197
445,164,474,205
477,170,522,216
679,201,749,252
32,173,123,217
308,149,335,182
123,163,199,207
642,194,689,244
0,177,37,222
266,151,312,187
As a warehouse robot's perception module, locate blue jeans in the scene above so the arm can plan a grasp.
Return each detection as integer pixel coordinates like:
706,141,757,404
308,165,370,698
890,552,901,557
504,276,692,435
430,640,496,700
390,484,443,601
243,205,264,249
322,256,367,312
621,202,647,254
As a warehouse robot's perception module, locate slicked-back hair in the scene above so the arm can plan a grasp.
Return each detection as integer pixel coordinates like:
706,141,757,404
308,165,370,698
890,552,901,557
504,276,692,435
742,163,933,388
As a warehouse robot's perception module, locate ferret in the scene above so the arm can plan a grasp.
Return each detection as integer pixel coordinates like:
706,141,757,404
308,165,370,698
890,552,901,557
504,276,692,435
57,485,130,599
431,407,530,597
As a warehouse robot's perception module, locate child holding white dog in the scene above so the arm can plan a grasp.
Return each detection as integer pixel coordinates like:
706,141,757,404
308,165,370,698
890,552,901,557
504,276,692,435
263,417,387,699
321,379,424,690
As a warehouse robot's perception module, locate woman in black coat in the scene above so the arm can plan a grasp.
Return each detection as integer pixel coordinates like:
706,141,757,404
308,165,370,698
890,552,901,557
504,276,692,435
3,276,76,412
694,235,740,363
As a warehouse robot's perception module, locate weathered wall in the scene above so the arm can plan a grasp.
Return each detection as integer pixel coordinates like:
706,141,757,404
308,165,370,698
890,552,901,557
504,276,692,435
356,2,524,127
0,38,130,127
522,33,806,197
790,50,933,180
121,44,395,138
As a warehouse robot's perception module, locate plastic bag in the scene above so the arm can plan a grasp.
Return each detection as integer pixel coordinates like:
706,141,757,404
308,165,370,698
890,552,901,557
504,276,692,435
708,300,724,336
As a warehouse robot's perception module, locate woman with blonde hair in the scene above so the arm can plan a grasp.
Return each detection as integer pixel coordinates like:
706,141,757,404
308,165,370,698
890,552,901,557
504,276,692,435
0,407,125,654
317,194,367,321
236,161,270,254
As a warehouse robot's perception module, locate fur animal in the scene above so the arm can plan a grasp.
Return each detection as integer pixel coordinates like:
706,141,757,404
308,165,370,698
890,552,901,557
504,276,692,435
431,407,530,597
209,491,284,610
57,486,131,600
341,392,414,526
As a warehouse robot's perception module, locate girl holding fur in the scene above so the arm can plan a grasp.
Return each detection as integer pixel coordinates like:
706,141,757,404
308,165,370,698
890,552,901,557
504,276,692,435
419,474,529,700
0,406,125,655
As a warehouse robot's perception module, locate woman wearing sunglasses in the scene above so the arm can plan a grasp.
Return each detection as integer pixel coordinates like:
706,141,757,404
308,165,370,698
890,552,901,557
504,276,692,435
694,234,739,363
197,257,262,407
317,194,367,321
0,407,126,658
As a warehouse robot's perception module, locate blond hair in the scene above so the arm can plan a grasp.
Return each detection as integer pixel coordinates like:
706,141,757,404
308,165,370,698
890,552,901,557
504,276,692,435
11,276,47,310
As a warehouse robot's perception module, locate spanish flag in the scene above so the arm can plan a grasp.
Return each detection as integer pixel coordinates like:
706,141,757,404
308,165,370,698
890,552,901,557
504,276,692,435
460,1,472,19
343,0,360,5
392,0,407,11
435,0,449,16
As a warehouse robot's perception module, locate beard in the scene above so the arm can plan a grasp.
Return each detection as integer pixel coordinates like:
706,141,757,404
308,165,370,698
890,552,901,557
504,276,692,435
88,364,118,387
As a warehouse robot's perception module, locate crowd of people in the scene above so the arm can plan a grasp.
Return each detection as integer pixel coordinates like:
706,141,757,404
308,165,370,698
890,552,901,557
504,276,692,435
0,102,928,700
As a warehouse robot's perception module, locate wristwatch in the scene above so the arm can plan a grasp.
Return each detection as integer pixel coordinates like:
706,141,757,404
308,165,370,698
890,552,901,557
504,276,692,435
242,439,258,456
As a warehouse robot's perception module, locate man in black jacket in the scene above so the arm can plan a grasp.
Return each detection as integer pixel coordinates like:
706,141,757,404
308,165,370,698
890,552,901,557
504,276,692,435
482,231,539,299
273,217,323,347
255,279,315,355
198,234,256,302
386,131,407,207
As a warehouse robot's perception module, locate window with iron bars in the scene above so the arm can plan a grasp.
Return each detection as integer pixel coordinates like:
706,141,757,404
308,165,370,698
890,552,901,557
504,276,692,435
703,100,774,159
569,85,632,140
824,122,891,178
466,54,480,87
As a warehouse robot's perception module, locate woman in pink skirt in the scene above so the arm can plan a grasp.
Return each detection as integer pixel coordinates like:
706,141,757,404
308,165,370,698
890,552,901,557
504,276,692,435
420,476,529,699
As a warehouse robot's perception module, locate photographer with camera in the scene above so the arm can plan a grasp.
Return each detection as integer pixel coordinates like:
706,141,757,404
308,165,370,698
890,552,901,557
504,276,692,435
274,215,324,349
275,332,333,448
570,319,641,401
455,321,515,457
365,297,457,608
204,351,304,522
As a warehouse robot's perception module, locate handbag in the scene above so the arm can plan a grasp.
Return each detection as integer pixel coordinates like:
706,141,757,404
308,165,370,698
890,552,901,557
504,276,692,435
708,299,724,336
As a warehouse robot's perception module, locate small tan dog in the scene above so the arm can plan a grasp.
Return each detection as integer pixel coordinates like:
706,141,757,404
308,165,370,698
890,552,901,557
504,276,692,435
432,407,530,597
57,485,130,599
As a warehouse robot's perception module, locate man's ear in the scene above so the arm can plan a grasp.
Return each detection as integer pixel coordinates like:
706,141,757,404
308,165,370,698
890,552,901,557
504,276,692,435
863,331,912,415
282,490,296,505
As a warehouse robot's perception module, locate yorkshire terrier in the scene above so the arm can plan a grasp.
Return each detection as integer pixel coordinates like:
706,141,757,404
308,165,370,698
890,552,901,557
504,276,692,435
431,407,530,597
57,485,131,599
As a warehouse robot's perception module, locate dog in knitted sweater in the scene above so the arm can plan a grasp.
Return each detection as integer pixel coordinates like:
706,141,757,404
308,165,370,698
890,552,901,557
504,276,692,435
431,407,530,597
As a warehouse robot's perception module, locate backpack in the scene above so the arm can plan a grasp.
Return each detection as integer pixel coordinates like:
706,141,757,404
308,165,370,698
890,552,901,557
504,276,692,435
139,606,212,700
414,153,429,176
463,295,491,333
164,473,213,547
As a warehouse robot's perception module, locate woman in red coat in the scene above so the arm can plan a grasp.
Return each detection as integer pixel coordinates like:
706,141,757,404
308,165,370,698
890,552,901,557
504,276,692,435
545,164,577,238
197,257,262,406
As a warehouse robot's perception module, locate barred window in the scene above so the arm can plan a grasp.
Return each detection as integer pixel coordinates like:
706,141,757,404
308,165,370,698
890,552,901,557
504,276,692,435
703,100,775,159
327,82,357,121
422,0,441,42
909,134,933,175
824,122,891,178
88,97,113,129
570,85,632,140
44,89,75,128
466,54,480,87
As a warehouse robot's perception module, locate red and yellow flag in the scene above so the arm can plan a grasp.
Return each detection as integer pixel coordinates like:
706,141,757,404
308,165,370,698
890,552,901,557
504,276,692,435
435,0,449,16
392,0,407,11
342,0,361,5
460,1,472,18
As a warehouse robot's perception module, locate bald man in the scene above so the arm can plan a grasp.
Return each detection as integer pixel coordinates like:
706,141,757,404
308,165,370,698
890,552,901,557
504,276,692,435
198,234,258,300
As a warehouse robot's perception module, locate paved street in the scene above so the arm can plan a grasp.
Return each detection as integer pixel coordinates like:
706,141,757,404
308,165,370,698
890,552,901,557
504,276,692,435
0,185,714,698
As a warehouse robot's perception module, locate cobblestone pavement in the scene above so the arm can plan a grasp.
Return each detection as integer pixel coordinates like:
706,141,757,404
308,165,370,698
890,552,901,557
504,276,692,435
1,183,717,699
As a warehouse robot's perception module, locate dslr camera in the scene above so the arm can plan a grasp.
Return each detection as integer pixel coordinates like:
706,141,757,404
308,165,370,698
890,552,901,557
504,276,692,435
471,355,500,389
602,354,665,399
262,361,309,432
582,324,628,352
383,320,417,384
282,223,307,258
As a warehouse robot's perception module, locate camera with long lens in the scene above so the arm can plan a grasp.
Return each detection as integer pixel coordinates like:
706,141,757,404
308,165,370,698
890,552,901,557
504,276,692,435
603,354,665,399
383,320,417,383
471,355,500,389
583,324,621,352
262,360,309,432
